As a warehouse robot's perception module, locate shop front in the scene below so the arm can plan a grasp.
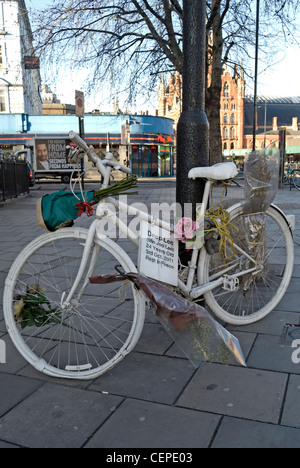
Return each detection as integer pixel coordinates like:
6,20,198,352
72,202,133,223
159,145,174,176
0,113,175,178
131,144,174,178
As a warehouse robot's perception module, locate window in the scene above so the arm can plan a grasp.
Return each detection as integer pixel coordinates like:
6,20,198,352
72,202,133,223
224,113,228,123
223,127,228,139
231,113,235,123
0,92,6,112
223,82,229,97
230,127,235,139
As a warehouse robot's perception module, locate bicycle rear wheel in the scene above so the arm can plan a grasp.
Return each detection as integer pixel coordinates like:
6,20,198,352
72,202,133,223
199,204,294,325
4,228,145,380
293,171,300,190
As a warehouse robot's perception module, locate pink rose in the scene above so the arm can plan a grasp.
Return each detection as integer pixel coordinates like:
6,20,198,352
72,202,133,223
174,217,200,242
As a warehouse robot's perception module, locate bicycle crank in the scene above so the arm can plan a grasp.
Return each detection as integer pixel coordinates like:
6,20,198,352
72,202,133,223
189,274,239,299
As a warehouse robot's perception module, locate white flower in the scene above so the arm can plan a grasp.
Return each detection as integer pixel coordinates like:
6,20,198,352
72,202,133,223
13,300,25,320
28,284,45,294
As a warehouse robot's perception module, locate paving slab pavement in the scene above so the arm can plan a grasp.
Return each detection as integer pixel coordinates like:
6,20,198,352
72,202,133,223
0,180,300,448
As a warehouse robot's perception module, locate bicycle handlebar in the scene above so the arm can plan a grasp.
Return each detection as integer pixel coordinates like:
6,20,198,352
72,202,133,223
68,131,131,177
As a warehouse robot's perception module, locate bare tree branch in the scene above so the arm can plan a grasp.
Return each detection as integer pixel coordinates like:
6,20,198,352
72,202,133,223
29,0,300,160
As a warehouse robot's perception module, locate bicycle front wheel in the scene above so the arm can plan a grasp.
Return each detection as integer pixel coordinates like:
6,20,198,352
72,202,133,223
4,228,145,380
199,204,294,325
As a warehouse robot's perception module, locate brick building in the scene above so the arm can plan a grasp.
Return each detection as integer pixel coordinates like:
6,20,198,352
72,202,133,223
158,67,300,160
158,65,245,152
244,96,300,150
158,72,182,126
220,64,245,151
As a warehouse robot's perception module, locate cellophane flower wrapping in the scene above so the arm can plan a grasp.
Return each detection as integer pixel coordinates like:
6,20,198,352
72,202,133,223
129,274,246,368
243,144,280,215
90,273,247,368
241,144,280,286
154,297,246,368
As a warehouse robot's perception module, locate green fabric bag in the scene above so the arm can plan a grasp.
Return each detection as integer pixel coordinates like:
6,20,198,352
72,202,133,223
37,190,98,232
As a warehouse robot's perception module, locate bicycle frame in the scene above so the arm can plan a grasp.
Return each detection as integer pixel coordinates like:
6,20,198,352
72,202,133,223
65,131,279,309
63,177,258,308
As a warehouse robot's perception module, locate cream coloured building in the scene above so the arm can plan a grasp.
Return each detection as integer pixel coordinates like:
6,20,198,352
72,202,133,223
0,0,42,114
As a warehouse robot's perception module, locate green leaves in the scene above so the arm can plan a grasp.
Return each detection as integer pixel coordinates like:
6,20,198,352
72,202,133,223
14,287,61,330
13,285,91,338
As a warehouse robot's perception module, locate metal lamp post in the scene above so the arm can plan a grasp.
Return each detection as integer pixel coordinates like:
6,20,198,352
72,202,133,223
176,0,209,218
252,0,260,151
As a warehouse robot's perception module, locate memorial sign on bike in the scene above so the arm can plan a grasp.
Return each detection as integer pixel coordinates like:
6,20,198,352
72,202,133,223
139,222,179,286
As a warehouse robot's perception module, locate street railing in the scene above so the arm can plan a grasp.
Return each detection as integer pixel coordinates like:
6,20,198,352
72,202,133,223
0,156,29,202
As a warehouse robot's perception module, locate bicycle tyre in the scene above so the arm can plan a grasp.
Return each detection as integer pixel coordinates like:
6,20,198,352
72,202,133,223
198,204,294,325
293,171,300,190
4,228,145,380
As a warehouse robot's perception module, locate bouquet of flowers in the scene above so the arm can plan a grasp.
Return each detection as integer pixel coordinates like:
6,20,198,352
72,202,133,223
37,175,138,232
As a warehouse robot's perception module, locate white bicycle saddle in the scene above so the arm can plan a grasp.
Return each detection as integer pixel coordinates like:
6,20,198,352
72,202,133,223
188,162,238,181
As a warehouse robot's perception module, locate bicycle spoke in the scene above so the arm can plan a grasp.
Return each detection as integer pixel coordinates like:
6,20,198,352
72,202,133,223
202,205,294,324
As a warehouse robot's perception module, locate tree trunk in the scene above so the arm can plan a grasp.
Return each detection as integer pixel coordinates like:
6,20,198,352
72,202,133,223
206,0,223,166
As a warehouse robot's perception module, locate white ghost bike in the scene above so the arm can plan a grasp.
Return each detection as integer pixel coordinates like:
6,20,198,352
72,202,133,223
3,132,294,379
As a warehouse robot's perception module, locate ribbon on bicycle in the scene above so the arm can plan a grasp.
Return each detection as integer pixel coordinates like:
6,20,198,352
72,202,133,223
75,200,98,217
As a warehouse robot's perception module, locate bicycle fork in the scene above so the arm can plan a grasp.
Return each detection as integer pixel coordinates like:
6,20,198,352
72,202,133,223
61,220,99,309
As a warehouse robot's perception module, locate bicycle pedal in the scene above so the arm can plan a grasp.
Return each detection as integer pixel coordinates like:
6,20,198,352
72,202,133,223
222,275,239,291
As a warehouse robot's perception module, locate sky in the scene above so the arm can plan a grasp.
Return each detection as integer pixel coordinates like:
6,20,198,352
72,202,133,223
256,45,300,98
26,0,300,111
